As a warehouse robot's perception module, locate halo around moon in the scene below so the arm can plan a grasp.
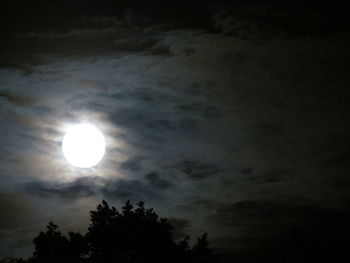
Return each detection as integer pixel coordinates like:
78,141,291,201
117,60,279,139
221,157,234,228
62,123,105,168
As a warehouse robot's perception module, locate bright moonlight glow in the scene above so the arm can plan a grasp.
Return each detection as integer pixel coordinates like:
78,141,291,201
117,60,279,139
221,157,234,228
62,124,105,168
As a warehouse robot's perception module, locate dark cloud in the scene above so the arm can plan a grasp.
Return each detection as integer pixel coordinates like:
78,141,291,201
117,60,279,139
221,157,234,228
172,160,220,180
247,168,295,184
177,198,221,213
175,102,223,120
0,90,35,106
119,157,144,172
94,89,224,145
241,167,253,174
254,122,286,138
106,108,199,136
23,174,171,201
144,172,172,190
23,177,102,198
102,179,158,201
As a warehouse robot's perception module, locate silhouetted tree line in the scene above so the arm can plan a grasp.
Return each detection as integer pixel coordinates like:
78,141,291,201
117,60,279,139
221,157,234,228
13,200,217,263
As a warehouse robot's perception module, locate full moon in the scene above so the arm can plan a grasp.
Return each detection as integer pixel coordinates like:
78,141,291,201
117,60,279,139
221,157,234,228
62,124,106,168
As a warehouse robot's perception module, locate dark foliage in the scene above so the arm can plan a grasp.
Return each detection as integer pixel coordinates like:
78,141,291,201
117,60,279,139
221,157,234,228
15,200,217,263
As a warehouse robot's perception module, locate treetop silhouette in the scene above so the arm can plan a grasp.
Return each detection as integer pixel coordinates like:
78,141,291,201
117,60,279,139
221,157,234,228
18,200,217,263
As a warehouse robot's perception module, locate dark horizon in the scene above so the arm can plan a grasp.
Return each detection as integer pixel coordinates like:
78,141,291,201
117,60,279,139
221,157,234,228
0,0,349,262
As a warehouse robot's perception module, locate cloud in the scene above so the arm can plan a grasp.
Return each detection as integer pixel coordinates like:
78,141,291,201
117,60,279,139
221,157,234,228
102,178,157,201
171,160,220,180
175,102,224,120
0,90,36,106
22,172,172,202
237,168,295,185
119,156,144,172
23,177,102,198
144,172,172,190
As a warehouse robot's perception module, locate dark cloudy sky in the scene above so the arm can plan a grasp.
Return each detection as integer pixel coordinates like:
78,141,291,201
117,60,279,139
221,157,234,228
0,1,349,262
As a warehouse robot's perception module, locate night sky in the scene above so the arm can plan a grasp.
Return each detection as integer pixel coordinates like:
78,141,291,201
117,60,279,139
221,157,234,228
1,1,349,262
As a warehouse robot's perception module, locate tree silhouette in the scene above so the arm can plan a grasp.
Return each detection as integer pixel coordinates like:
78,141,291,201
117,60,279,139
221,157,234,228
26,221,86,263
17,200,217,263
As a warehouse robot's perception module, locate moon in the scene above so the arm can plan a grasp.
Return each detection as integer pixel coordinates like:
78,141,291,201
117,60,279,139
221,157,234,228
62,124,106,168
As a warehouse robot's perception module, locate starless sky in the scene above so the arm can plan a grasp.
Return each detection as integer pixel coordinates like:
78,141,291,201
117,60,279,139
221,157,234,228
0,0,349,262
